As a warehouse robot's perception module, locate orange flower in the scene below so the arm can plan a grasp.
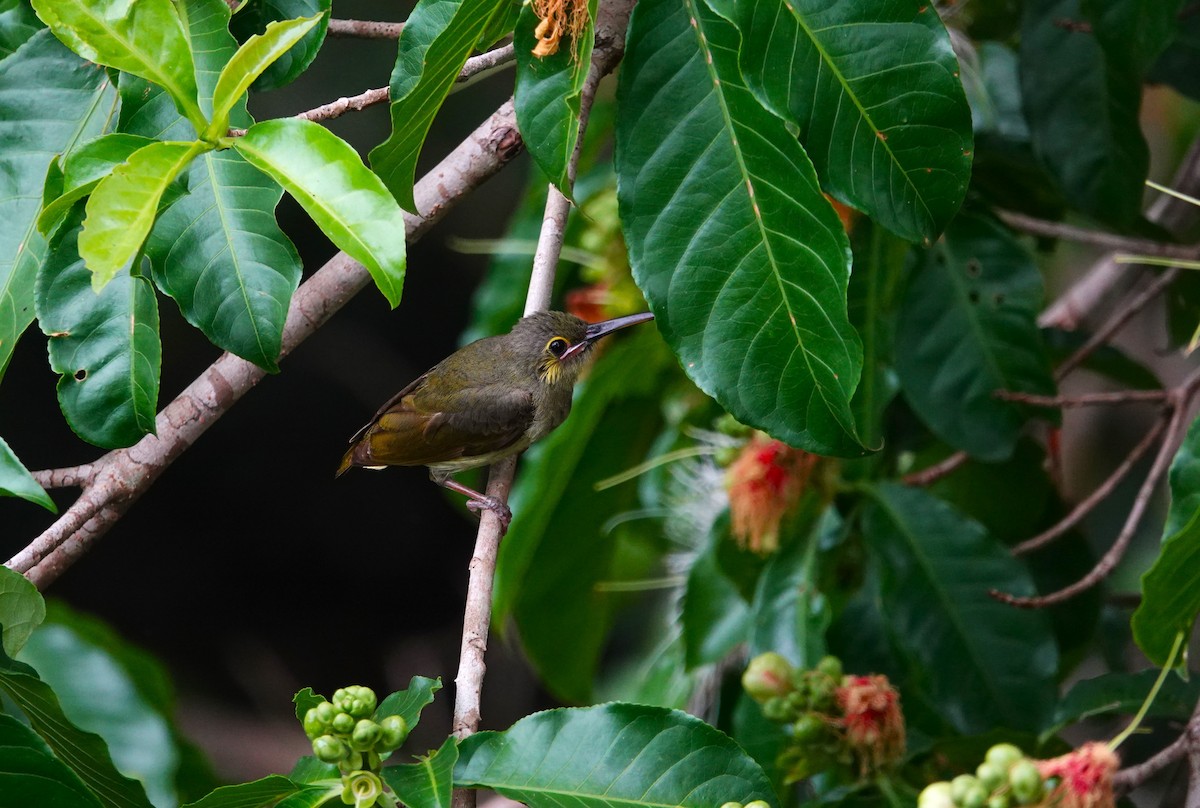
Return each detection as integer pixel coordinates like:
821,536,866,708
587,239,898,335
835,675,905,772
531,0,589,58
725,436,814,553
1036,742,1118,808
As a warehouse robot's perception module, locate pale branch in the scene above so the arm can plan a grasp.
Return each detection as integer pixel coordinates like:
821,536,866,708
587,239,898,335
9,99,525,588
1190,717,1200,808
227,44,516,135
991,368,1200,608
899,450,969,487
31,464,96,489
447,4,635,808
1054,266,1180,382
1039,136,1200,330
994,389,1170,407
1011,414,1167,556
1114,728,1189,794
326,19,404,38
998,209,1200,259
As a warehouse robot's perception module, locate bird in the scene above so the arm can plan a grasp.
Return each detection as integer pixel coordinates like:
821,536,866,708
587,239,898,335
337,309,655,527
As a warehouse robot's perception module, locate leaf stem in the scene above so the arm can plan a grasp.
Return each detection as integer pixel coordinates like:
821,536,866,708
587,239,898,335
593,446,717,491
1110,630,1186,751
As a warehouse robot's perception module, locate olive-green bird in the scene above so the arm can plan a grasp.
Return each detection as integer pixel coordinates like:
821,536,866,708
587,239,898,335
337,310,654,526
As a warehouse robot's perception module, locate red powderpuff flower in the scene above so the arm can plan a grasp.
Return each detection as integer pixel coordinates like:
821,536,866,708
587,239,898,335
1036,742,1118,808
835,675,905,773
725,436,816,553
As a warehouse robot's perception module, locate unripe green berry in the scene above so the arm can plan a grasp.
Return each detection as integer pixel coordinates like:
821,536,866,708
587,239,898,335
986,795,1011,808
761,697,791,722
960,784,988,808
792,713,824,743
379,714,409,749
984,743,1024,772
718,802,742,808
743,801,769,808
332,711,355,735
917,782,954,808
1007,760,1042,804
351,718,383,752
950,775,981,805
313,735,348,763
815,656,843,681
975,761,1005,791
742,652,795,703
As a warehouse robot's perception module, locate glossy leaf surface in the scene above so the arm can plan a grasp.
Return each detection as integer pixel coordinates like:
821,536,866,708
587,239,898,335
383,736,457,808
0,437,55,512
0,712,100,808
0,565,45,655
616,0,864,456
513,0,594,195
79,140,204,290
894,212,1055,461
37,205,161,448
38,134,155,238
0,0,41,60
236,118,407,307
0,31,116,384
29,0,204,132
716,0,972,243
369,0,506,209
455,704,776,808
862,483,1057,733
181,775,310,808
376,675,442,732
228,0,331,91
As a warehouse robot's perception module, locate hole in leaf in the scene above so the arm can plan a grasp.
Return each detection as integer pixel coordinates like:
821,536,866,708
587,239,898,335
968,290,980,305
993,293,1006,306
965,259,982,277
73,368,87,382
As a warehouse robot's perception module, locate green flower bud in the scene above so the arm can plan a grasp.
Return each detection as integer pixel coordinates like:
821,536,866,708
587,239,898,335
742,653,795,703
950,775,981,805
917,782,954,808
316,701,337,724
984,743,1024,772
715,413,752,438
975,761,1005,791
743,801,769,808
986,795,1011,808
332,712,356,735
344,770,383,808
815,656,843,681
366,750,382,771
1007,759,1042,804
344,686,377,718
333,687,348,705
761,697,791,722
351,718,383,752
719,802,742,808
379,714,409,749
313,735,349,763
304,707,328,739
960,784,988,808
791,713,825,743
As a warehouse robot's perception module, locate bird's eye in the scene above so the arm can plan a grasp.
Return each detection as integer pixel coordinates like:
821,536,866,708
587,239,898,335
546,337,570,357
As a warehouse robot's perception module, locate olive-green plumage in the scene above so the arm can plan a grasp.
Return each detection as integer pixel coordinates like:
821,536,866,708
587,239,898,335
337,310,654,524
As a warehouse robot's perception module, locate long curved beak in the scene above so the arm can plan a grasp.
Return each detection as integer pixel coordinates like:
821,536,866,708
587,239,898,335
563,311,655,360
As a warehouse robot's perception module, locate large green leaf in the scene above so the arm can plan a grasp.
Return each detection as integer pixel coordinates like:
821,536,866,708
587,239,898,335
1081,0,1183,74
181,775,313,808
235,119,407,307
0,643,153,808
1047,670,1200,737
0,0,41,61
713,0,972,244
681,519,752,669
207,13,323,138
228,0,331,92
493,329,669,703
36,204,161,449
369,0,507,210
455,704,776,808
382,736,457,808
513,0,595,196
376,675,442,732
38,134,156,238
0,566,45,656
1019,0,1150,227
0,436,55,512
1164,413,1200,538
616,0,864,457
1150,11,1200,101
894,211,1056,462
0,31,117,385
862,483,1058,734
0,712,101,808
29,0,204,133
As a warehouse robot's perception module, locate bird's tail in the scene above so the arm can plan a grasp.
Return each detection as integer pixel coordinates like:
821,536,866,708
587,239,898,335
335,446,357,478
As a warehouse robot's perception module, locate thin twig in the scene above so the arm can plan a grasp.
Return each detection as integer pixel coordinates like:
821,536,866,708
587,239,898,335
1012,415,1167,555
1188,709,1200,808
1115,730,1189,794
900,450,969,486
326,19,404,38
997,210,1200,260
8,100,525,586
994,389,1169,407
31,464,96,489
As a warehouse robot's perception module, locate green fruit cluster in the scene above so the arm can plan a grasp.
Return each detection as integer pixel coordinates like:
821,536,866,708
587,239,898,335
302,686,410,774
918,744,1059,808
718,800,771,808
757,655,842,724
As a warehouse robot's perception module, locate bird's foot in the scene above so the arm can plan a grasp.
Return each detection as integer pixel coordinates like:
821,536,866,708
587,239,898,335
466,496,512,531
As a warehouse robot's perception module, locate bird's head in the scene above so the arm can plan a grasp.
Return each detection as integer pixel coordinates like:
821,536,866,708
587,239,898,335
510,310,655,388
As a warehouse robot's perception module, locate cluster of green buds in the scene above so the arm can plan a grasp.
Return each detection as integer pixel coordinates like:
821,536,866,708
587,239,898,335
919,744,1059,808
718,800,771,808
302,686,409,806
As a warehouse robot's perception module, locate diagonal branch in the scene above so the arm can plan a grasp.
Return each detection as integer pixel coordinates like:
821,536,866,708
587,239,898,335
8,100,525,588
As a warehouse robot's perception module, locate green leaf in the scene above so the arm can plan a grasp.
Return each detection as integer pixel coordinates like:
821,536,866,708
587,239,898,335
1081,0,1183,74
292,687,323,721
0,0,42,61
1150,11,1200,101
287,756,337,785
29,0,205,134
376,676,443,733
79,140,205,290
493,328,670,702
181,775,309,808
36,203,161,449
682,518,752,669
235,118,407,307
455,703,776,808
17,602,191,808
894,211,1056,462
1047,669,1200,737
207,13,323,138
383,736,457,808
862,483,1058,733
369,0,507,209
0,566,45,656
0,436,56,512
713,0,972,244
228,0,331,92
513,0,595,196
0,641,153,808
616,0,864,457
1019,0,1149,226
1164,412,1200,538
0,712,101,808
0,30,117,386
38,133,156,238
